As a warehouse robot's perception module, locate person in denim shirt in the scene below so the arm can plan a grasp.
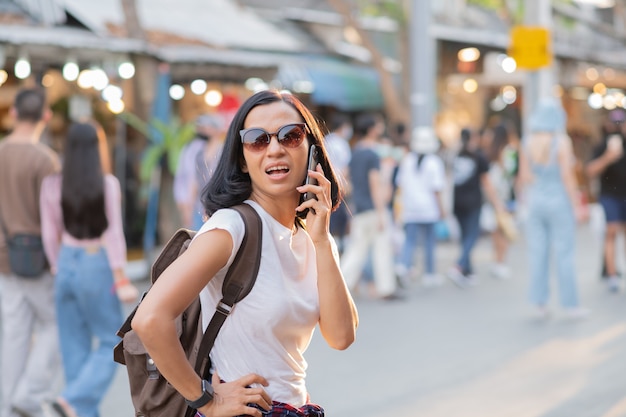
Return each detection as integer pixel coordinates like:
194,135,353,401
519,99,588,320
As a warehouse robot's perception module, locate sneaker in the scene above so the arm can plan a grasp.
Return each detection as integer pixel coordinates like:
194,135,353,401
422,273,444,288
608,276,621,293
465,274,479,287
12,406,37,417
50,399,78,417
394,265,412,289
563,307,591,321
530,306,551,321
380,291,406,302
490,263,511,280
447,266,470,289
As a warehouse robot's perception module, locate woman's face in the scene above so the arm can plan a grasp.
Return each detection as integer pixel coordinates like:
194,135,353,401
241,101,310,204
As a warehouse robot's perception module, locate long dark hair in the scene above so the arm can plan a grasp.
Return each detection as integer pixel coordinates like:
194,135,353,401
201,90,341,218
488,124,509,163
61,122,108,239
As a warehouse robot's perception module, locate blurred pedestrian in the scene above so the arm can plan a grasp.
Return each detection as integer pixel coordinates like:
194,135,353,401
0,88,61,417
481,123,519,279
448,127,505,288
586,108,626,292
519,99,588,319
173,114,224,229
40,122,139,417
324,112,353,254
395,129,446,287
341,113,399,300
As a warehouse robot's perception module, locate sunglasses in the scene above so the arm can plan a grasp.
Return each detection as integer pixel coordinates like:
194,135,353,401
240,123,308,151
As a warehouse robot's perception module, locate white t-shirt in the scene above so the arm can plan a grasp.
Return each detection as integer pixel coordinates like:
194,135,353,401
395,152,445,223
195,200,320,407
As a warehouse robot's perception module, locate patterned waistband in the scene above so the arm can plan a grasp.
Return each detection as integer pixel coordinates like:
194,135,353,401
196,402,324,417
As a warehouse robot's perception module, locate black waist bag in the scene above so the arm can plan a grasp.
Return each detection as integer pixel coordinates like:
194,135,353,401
7,234,48,278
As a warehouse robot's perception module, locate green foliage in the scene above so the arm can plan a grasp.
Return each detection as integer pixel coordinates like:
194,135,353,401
359,0,407,23
467,0,504,9
119,112,195,182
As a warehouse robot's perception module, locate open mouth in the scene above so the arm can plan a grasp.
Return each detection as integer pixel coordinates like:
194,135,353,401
266,165,290,176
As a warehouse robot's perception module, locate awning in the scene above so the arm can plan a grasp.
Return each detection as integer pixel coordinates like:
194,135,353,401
278,58,383,111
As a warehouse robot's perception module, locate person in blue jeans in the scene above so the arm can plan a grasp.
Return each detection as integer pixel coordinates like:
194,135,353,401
41,122,139,417
395,131,446,287
449,128,504,288
586,109,626,292
518,98,588,319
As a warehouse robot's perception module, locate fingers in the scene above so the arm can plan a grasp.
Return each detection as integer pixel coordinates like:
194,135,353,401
212,371,221,386
207,372,272,416
298,165,331,213
238,373,269,387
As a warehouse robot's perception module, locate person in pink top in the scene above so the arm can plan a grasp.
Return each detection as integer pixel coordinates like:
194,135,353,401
40,122,138,417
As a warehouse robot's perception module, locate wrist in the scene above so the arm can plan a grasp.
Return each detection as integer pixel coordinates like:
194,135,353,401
185,379,214,410
114,278,131,289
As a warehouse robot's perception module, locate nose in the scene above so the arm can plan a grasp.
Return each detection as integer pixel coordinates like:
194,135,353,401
266,134,284,154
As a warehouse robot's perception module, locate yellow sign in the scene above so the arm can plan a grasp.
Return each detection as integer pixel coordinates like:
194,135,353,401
507,26,551,70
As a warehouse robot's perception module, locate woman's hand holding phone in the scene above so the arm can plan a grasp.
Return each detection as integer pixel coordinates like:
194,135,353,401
303,145,319,202
297,145,332,242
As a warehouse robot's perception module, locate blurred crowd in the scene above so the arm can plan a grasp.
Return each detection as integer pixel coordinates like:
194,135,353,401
173,97,626,320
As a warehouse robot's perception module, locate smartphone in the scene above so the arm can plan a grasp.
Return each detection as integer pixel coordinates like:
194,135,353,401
303,144,319,202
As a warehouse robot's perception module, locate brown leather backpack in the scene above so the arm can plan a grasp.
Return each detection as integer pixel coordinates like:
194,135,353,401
113,203,262,417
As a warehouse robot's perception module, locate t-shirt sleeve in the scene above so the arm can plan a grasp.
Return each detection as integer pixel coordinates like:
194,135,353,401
477,153,490,176
367,150,381,173
195,208,246,271
591,141,607,161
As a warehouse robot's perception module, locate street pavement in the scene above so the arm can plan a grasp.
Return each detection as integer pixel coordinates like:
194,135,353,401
2,221,625,417
103,221,626,417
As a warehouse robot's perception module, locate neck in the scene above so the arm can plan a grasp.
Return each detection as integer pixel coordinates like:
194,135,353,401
6,122,40,143
359,136,378,147
249,193,298,230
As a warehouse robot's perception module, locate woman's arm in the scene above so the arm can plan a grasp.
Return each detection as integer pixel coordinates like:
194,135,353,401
586,140,621,179
40,175,62,274
480,174,505,213
298,164,358,350
558,135,585,221
132,228,271,417
101,175,138,302
132,229,232,400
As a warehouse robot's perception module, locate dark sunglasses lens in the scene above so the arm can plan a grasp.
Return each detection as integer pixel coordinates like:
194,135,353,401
242,129,269,150
278,124,305,147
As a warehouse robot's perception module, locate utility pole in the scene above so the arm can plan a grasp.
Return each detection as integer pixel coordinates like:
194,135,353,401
410,0,437,147
523,0,555,135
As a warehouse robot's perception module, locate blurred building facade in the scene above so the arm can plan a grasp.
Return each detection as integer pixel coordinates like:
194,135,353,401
2,0,626,246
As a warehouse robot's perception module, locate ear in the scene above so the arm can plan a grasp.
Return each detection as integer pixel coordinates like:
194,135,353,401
240,157,248,173
42,108,52,123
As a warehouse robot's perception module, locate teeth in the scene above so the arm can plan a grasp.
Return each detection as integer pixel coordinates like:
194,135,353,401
266,165,288,173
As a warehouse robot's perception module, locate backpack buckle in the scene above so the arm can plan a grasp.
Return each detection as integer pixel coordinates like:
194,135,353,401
216,301,232,316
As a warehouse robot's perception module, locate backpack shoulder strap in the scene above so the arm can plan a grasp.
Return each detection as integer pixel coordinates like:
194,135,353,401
115,228,196,340
194,203,262,375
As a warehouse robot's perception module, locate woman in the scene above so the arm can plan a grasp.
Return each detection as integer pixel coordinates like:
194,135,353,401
518,98,588,319
40,122,139,417
132,90,358,417
481,123,518,279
